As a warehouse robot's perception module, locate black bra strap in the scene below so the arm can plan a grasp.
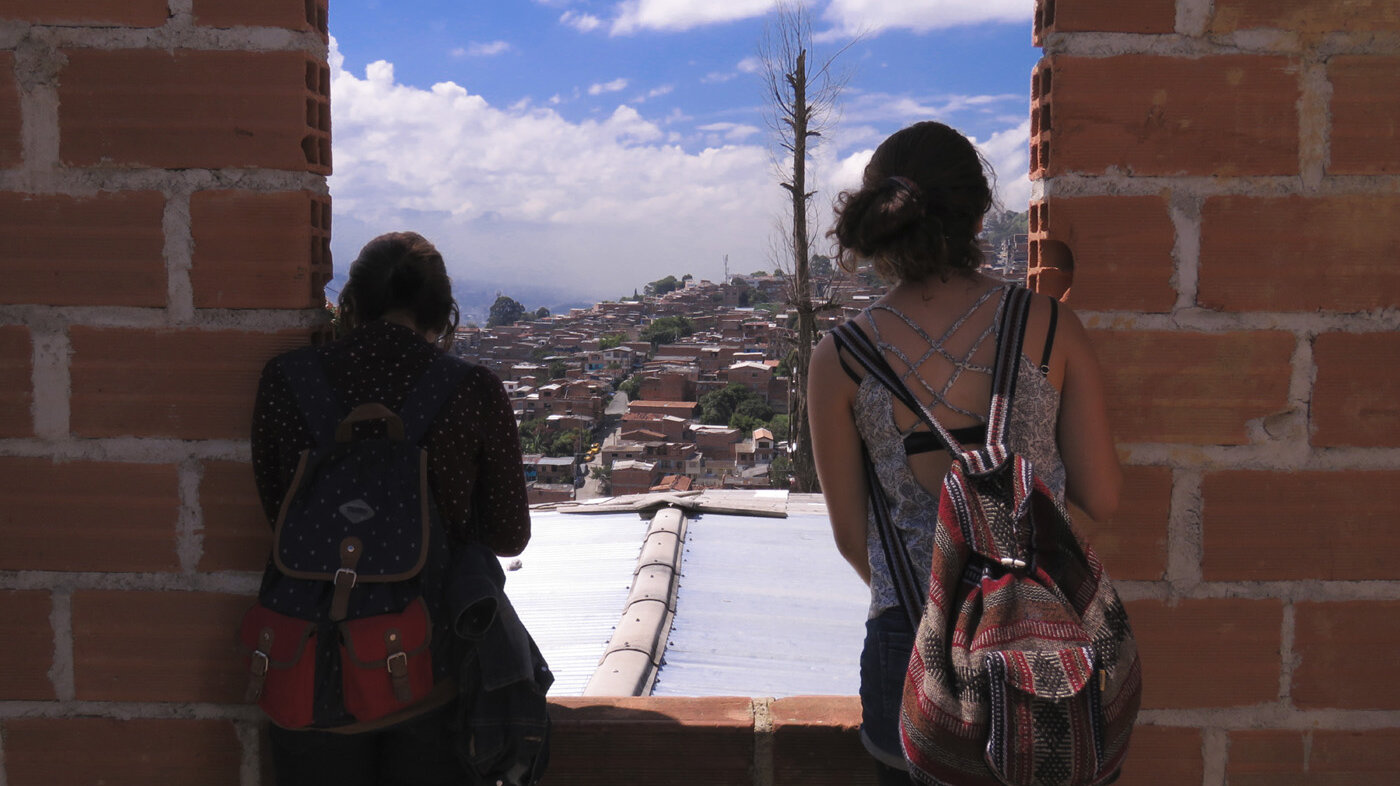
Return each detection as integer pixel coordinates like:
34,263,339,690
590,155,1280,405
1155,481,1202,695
1039,297,1059,375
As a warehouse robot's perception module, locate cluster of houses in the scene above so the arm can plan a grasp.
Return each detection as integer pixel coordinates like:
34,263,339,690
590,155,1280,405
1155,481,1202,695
451,235,1028,504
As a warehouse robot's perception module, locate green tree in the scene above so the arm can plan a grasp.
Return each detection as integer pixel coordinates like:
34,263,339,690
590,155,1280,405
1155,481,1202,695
730,413,764,435
590,464,612,495
599,333,623,350
811,254,834,276
534,306,550,320
640,316,693,347
486,294,525,328
644,275,680,297
700,383,758,426
617,375,641,399
547,360,568,380
734,396,774,422
768,414,790,442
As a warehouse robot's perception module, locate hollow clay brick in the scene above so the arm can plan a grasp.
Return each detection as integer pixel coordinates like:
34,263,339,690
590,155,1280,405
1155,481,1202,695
1294,601,1400,710
1032,196,1176,313
1203,470,1400,581
770,697,871,786
1091,330,1295,445
59,50,322,171
72,590,252,703
1312,333,1400,448
1036,0,1177,40
1073,466,1172,581
3,718,241,786
69,327,310,440
1115,727,1204,786
192,0,325,35
0,458,180,573
1126,598,1282,709
1199,195,1400,312
0,326,32,438
0,53,19,168
198,460,270,572
0,591,55,701
0,191,167,307
1039,55,1300,177
1211,0,1400,34
0,0,167,26
1329,56,1400,175
190,190,329,309
548,697,754,785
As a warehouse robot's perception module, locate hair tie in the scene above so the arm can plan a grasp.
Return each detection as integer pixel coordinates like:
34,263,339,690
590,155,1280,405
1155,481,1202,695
885,175,920,196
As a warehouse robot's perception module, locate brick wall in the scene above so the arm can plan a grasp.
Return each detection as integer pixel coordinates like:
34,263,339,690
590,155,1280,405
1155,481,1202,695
0,1,330,782
1031,0,1400,783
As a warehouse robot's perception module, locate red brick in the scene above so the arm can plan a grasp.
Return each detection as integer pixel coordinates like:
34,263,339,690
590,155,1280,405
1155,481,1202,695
69,327,309,439
0,591,55,700
548,697,754,784
72,590,251,702
0,458,180,572
1211,0,1400,34
771,696,874,786
1127,598,1282,709
1294,601,1400,710
193,0,326,35
0,191,166,307
1033,196,1176,312
0,325,32,437
1330,56,1400,175
1073,466,1172,581
59,50,324,172
1228,729,1400,784
1036,0,1177,41
198,460,270,572
1203,471,1400,581
0,53,19,168
1039,55,1299,177
3,718,241,786
1115,726,1203,786
1092,330,1295,445
0,0,168,26
1199,195,1400,311
190,190,330,309
1312,333,1400,448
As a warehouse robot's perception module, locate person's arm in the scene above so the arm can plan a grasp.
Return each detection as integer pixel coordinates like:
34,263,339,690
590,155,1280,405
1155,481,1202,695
429,365,532,556
1053,306,1122,522
808,332,873,585
250,359,294,526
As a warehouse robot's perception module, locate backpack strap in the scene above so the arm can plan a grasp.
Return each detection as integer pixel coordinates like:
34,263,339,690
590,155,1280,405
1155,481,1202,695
272,347,342,449
976,286,1033,473
399,353,473,445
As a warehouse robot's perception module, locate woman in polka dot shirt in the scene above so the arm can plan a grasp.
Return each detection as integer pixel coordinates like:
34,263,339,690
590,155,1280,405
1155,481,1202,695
250,231,531,784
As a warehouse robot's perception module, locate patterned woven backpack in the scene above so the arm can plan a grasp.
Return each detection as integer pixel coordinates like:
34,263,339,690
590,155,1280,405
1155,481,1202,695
833,286,1141,786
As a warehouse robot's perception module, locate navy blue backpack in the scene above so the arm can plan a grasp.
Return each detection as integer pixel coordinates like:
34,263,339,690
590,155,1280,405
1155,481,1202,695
242,346,469,729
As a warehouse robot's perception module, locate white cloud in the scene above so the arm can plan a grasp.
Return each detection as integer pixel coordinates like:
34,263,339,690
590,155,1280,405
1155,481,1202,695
634,84,675,102
560,10,604,32
736,56,763,74
610,0,774,34
457,40,512,57
818,0,1031,38
698,122,762,142
588,77,630,95
328,40,783,300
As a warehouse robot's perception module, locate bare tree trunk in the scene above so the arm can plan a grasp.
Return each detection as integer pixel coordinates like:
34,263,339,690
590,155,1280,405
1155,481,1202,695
786,50,819,494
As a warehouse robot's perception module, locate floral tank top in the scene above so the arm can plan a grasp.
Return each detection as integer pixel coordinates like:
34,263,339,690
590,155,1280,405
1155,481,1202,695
849,285,1066,619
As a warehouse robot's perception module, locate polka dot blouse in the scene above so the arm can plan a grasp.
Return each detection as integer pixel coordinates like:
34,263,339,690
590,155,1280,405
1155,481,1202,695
251,320,531,556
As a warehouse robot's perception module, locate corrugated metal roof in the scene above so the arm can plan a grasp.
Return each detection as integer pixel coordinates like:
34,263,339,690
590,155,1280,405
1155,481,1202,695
650,511,869,698
497,511,647,696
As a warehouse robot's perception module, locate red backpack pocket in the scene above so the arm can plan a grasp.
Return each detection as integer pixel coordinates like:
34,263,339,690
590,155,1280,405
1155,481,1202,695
339,599,434,722
240,603,318,729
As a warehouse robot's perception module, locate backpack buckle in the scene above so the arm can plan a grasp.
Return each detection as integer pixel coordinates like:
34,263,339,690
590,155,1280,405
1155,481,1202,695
334,568,358,589
250,650,270,678
385,651,408,677
998,557,1027,569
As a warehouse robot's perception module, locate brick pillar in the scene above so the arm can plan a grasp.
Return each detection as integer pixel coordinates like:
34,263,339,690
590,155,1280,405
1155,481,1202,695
1031,1,1400,783
0,2,330,784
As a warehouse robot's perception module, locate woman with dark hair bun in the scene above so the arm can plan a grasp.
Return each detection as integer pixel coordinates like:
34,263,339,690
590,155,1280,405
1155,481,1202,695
809,122,1122,784
250,231,531,784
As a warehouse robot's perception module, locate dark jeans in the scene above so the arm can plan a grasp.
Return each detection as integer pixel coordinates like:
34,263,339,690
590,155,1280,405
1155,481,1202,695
860,607,916,784
268,703,469,786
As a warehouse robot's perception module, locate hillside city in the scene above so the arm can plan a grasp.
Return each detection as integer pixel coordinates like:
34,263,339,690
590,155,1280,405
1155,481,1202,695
447,224,1029,504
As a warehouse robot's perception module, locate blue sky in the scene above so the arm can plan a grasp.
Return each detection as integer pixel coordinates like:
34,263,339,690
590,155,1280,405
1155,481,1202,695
327,0,1041,314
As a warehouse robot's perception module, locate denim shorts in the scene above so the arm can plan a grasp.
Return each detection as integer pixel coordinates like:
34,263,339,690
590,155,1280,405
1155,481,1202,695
858,606,916,769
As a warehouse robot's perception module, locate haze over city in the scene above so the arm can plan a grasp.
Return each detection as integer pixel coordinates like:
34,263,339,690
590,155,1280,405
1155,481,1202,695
327,0,1040,314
